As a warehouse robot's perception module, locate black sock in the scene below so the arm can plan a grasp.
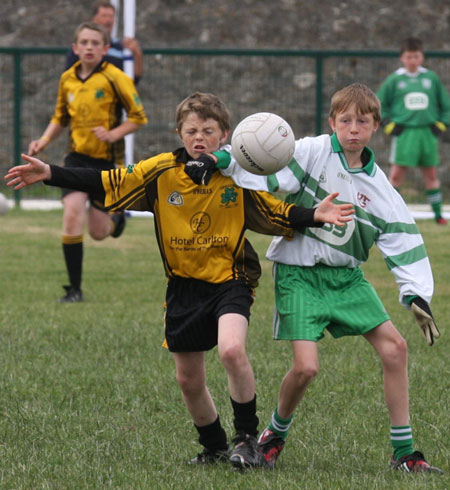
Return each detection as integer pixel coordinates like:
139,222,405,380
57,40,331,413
194,415,228,451
230,395,259,437
62,235,83,290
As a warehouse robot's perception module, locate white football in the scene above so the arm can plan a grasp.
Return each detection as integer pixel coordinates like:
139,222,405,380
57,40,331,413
0,192,9,215
231,112,295,175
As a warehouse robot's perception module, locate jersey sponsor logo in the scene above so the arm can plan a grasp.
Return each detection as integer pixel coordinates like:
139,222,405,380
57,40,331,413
357,192,371,208
404,92,429,111
190,212,211,233
221,187,238,206
193,188,212,195
168,191,184,206
308,219,355,246
169,234,229,248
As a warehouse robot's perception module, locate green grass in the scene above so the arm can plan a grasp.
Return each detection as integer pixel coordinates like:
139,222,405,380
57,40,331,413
0,209,449,489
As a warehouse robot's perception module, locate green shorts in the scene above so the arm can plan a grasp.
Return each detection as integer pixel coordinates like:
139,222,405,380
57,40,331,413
389,127,439,167
273,263,390,342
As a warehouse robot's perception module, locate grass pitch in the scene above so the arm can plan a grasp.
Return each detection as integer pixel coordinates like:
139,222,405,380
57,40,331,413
0,209,449,489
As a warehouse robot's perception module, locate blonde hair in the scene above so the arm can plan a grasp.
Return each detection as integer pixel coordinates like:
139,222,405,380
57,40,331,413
73,21,110,46
329,83,381,124
176,92,231,133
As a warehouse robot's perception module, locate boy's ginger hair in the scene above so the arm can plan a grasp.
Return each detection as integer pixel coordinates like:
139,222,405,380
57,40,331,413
329,83,381,124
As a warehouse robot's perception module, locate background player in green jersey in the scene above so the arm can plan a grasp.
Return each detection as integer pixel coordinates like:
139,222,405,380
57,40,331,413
27,22,147,303
216,83,443,474
377,37,450,225
5,92,353,470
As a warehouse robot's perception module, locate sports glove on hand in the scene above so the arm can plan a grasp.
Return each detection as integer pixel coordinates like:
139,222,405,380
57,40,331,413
381,119,404,136
431,121,447,136
410,296,441,346
184,154,217,185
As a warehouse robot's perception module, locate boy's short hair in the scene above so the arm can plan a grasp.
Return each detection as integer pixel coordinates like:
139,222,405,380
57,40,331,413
329,83,381,124
176,92,231,133
73,21,110,46
91,0,115,17
401,37,423,54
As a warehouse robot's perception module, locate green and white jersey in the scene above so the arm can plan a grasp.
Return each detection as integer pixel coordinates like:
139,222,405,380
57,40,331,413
220,134,434,307
377,66,450,127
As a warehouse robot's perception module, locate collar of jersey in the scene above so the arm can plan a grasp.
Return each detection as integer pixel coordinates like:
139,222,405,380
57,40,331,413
173,147,191,163
331,133,376,176
73,60,107,81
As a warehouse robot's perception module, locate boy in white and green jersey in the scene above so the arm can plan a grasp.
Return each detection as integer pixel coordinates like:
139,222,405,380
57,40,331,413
218,83,443,473
377,37,450,225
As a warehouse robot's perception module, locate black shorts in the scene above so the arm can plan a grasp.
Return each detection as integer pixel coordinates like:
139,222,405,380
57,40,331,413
164,277,255,352
62,152,115,210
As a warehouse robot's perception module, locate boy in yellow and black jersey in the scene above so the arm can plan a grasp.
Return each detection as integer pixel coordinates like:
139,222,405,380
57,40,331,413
27,21,147,303
6,92,352,470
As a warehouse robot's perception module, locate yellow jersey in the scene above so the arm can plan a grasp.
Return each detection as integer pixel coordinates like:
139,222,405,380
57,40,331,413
51,61,147,166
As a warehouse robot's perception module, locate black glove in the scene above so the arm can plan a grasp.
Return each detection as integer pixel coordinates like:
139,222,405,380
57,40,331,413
381,118,404,136
410,297,441,346
184,154,217,185
430,121,447,137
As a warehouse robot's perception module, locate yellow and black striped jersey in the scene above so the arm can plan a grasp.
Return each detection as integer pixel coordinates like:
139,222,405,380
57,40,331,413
48,148,319,287
51,61,147,166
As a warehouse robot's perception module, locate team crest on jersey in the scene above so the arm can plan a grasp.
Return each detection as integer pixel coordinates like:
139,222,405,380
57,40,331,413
221,187,238,207
357,192,371,208
398,81,407,90
319,170,327,183
168,191,184,206
68,92,75,103
95,89,105,99
421,78,432,89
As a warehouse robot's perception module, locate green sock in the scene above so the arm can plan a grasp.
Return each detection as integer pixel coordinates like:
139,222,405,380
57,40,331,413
390,425,414,460
426,188,443,220
268,407,293,440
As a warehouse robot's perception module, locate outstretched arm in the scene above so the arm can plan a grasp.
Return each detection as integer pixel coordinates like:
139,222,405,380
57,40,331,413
5,154,105,199
5,154,52,190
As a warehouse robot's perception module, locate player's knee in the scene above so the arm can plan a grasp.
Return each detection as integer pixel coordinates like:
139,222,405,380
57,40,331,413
219,342,247,371
88,228,108,240
292,362,319,383
383,333,408,366
176,371,203,396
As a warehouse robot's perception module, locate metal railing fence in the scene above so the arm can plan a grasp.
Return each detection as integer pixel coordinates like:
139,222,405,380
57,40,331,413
1,47,450,203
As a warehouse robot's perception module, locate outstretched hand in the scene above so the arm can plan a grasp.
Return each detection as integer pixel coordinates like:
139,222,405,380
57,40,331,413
4,153,51,190
314,192,354,226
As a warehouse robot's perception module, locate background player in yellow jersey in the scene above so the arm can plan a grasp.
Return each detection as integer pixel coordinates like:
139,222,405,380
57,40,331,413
28,22,147,302
6,92,352,470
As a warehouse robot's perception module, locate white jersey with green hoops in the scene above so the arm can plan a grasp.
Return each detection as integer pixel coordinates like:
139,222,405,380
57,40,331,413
219,134,434,308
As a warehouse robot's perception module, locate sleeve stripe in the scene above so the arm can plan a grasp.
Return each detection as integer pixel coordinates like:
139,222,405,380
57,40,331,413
384,244,428,271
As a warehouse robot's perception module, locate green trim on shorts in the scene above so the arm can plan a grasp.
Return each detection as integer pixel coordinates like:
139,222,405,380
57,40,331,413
390,127,439,167
273,263,390,342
